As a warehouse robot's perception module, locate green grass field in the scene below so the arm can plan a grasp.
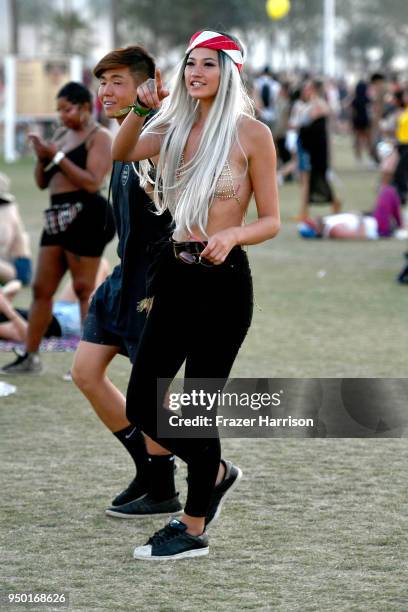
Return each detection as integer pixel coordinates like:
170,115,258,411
1,138,407,611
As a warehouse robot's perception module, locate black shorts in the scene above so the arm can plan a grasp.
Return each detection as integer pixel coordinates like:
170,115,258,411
82,299,139,364
40,190,115,257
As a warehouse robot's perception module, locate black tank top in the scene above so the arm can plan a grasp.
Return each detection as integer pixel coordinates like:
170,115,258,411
44,126,99,181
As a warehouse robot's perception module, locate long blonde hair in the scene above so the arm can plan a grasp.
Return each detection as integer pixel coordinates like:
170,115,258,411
138,40,254,237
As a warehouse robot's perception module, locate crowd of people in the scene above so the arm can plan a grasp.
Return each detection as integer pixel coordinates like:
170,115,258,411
248,66,407,269
0,34,407,563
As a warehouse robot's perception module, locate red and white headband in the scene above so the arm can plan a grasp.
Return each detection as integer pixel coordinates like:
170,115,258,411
186,31,244,72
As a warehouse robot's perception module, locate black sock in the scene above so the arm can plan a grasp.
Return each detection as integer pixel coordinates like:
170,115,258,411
148,454,177,501
113,425,149,485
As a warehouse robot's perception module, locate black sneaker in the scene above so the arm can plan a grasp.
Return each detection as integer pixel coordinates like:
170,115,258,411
111,459,179,507
133,519,209,560
0,350,42,375
205,460,242,528
397,264,408,284
111,476,148,507
105,493,182,519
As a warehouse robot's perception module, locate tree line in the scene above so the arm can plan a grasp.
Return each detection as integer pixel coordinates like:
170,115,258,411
7,0,408,72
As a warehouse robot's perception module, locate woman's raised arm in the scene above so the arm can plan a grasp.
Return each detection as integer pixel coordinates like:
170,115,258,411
112,68,169,162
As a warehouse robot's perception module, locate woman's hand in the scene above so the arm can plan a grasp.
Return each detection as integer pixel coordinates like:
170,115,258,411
137,68,169,110
200,228,240,265
41,142,58,159
28,134,57,161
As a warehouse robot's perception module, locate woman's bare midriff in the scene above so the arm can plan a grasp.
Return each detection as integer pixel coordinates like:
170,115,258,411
49,173,84,195
172,196,249,242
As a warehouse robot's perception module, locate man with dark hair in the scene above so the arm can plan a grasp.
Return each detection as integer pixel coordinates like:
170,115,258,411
72,46,181,518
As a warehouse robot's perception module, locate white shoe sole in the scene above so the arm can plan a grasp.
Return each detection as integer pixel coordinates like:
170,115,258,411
206,466,243,528
105,508,183,519
133,547,209,560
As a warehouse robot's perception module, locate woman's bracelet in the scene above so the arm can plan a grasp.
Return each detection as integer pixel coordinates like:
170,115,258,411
43,151,65,172
128,96,151,117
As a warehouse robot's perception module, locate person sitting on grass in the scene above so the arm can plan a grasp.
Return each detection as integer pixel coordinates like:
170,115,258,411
0,172,32,287
298,172,404,240
0,258,109,346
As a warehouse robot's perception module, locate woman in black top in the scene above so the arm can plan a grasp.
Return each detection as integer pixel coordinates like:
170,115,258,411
1,82,114,374
350,80,375,164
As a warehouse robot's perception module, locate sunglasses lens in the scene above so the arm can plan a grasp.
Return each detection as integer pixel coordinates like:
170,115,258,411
178,251,195,264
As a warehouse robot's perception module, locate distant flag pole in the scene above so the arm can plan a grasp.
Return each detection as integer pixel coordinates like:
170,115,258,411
323,0,336,77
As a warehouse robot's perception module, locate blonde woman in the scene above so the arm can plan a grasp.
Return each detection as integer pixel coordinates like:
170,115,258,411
112,30,280,560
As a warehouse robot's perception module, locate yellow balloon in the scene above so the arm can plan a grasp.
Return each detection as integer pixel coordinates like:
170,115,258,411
266,0,291,20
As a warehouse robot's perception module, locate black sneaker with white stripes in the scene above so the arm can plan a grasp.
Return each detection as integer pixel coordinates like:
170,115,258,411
205,460,242,528
106,493,182,519
133,519,209,560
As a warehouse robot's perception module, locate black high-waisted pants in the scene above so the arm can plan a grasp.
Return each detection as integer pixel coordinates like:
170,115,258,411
126,245,253,517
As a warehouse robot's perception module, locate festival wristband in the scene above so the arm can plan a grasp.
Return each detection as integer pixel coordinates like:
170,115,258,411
52,151,66,165
111,97,151,118
43,151,65,172
129,98,151,117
